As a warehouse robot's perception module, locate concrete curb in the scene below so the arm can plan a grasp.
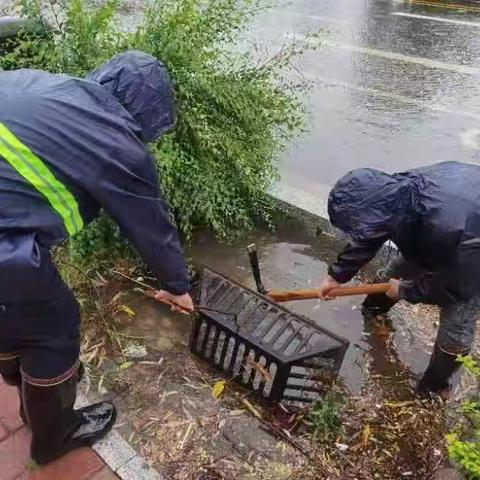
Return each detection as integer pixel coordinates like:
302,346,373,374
271,182,329,223
270,183,396,261
270,183,333,235
76,393,164,480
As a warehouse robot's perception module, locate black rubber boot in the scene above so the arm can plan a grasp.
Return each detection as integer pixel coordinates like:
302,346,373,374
23,372,116,465
0,359,85,427
0,357,26,424
417,343,462,398
361,293,397,317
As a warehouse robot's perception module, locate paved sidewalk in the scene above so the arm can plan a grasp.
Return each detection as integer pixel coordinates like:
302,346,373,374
0,378,119,480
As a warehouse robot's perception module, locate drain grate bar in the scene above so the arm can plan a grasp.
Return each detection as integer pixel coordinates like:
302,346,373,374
190,269,349,403
268,319,293,346
279,324,304,352
218,333,231,368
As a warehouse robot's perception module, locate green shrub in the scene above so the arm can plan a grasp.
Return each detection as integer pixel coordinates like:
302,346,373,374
1,0,320,262
447,355,480,479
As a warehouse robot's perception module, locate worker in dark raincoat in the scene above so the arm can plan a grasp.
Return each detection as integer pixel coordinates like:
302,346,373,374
0,50,194,464
318,162,480,397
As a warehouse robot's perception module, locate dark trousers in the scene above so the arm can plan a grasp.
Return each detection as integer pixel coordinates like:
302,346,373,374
378,254,479,355
0,232,80,385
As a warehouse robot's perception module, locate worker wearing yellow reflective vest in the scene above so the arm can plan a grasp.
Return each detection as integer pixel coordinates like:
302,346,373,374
0,51,194,464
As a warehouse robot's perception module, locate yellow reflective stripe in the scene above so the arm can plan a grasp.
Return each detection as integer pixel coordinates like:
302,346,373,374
0,123,83,235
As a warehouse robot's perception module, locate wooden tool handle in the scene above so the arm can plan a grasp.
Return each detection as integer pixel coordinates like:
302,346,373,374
267,283,390,303
143,290,193,314
329,283,390,297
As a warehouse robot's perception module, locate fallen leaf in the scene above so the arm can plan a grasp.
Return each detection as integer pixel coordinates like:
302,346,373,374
252,362,273,381
119,361,134,370
362,424,371,448
385,401,415,408
241,398,263,419
97,374,108,395
111,291,125,304
132,416,149,432
125,344,148,359
119,304,136,317
212,380,226,398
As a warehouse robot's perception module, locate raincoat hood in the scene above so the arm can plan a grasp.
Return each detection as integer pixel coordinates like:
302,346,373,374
328,162,480,306
328,168,415,240
87,50,176,143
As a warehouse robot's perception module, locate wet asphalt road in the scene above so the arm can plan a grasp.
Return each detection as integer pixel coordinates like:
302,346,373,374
2,0,479,216
248,0,480,212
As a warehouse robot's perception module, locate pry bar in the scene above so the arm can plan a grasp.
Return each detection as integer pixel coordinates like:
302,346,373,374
246,243,267,294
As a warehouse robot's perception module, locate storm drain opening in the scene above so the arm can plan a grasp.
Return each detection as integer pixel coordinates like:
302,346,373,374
190,268,349,403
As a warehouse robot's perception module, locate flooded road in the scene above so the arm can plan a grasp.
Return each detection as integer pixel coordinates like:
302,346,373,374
246,0,480,213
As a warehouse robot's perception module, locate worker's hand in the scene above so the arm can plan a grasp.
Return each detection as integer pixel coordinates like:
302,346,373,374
318,275,341,300
386,279,401,301
155,290,194,314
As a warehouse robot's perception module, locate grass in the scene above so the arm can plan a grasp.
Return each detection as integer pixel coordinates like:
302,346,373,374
307,392,345,442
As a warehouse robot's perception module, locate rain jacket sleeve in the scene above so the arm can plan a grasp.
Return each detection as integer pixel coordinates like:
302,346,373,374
328,237,388,283
82,51,190,295
75,126,190,295
399,274,449,305
94,149,190,295
400,239,480,306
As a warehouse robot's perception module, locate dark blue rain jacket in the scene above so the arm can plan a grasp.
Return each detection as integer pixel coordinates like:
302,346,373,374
328,162,480,306
0,50,190,298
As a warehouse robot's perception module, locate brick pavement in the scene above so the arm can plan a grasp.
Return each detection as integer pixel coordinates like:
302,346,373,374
0,378,119,480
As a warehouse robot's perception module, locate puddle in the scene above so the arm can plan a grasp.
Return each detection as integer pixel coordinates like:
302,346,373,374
188,220,438,395
119,294,192,352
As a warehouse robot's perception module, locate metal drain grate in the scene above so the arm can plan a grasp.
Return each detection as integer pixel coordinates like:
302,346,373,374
190,268,349,403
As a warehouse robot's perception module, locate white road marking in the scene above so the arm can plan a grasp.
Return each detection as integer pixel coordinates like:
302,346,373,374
308,76,480,121
285,34,480,75
392,11,480,28
328,41,480,75
391,0,480,13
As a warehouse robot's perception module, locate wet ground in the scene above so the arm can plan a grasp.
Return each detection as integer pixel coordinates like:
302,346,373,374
81,218,457,479
188,221,437,395
243,0,480,212
0,0,475,476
